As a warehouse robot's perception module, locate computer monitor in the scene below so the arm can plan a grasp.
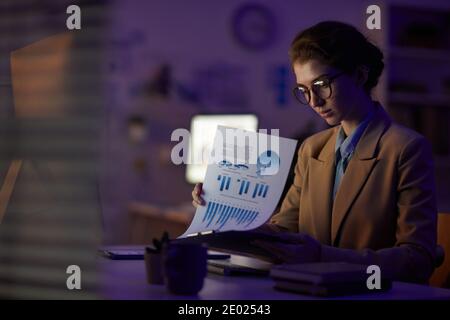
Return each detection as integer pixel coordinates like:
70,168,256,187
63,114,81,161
186,114,258,184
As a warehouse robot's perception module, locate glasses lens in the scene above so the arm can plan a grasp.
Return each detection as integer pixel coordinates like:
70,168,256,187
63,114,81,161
312,81,332,100
293,87,309,105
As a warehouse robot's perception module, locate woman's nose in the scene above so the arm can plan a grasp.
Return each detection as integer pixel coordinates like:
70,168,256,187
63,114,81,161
310,91,325,108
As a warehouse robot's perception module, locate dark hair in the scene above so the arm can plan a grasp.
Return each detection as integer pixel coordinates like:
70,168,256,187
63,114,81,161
289,21,384,93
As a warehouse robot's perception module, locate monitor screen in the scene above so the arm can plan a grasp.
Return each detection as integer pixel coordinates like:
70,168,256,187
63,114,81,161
186,114,258,184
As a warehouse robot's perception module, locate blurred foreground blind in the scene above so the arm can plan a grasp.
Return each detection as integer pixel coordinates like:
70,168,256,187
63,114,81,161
0,0,106,299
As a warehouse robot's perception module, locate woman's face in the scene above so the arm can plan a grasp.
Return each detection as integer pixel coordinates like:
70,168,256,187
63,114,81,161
292,59,362,126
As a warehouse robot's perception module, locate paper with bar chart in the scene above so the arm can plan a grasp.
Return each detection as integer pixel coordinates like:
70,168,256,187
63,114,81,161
180,126,297,237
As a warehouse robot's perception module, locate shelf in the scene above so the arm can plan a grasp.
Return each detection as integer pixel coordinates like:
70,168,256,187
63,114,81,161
389,47,450,62
387,5,450,159
389,93,450,106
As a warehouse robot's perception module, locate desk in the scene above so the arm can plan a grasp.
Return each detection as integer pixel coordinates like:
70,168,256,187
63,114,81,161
99,258,450,300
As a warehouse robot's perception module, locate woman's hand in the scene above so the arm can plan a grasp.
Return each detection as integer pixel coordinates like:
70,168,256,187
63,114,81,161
252,233,321,264
252,223,288,235
191,183,205,208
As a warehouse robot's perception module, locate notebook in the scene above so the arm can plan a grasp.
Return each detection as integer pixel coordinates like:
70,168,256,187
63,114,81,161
273,278,392,297
271,262,392,296
271,262,372,285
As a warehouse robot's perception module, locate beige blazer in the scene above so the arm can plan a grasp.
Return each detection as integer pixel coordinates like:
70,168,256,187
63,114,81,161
271,104,437,283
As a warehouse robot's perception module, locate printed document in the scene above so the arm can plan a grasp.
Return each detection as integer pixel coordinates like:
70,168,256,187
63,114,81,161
180,126,297,237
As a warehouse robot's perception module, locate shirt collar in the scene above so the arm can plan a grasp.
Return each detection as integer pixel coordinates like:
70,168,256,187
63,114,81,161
335,110,374,159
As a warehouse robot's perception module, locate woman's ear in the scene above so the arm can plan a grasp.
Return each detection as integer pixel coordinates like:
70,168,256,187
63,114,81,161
355,65,369,87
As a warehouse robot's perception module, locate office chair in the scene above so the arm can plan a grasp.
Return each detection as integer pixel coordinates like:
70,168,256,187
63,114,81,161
435,245,445,268
430,213,450,288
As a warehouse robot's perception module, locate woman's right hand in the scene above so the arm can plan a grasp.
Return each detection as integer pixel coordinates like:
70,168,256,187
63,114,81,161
191,183,205,208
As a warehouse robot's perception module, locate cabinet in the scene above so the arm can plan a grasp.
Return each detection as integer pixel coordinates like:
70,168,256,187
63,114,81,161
386,5,450,157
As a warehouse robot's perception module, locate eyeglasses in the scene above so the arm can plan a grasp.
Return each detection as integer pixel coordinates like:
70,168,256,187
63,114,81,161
292,72,345,105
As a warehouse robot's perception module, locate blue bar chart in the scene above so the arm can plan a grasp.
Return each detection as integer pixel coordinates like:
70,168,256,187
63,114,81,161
216,175,268,200
237,179,251,195
252,184,269,199
202,201,259,230
217,175,231,192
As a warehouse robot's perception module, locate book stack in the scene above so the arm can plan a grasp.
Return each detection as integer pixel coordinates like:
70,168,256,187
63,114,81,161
270,262,392,297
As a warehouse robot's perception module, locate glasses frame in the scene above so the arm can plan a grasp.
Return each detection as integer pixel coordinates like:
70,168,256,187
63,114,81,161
292,72,346,105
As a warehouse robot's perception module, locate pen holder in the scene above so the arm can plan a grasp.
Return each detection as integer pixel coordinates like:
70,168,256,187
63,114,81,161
162,242,207,295
144,248,164,285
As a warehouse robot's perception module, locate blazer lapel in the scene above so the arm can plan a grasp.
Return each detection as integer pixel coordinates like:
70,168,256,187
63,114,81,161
308,129,337,245
331,158,378,244
331,105,392,245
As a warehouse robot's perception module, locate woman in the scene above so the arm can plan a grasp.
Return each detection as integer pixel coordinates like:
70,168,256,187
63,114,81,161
192,21,437,284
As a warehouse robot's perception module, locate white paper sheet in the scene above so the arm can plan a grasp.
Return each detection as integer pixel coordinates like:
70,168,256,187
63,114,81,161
180,126,297,237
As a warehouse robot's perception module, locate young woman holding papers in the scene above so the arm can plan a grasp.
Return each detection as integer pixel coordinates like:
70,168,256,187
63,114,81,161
192,21,437,284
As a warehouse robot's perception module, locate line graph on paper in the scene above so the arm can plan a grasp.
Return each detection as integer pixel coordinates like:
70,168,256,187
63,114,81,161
201,200,260,230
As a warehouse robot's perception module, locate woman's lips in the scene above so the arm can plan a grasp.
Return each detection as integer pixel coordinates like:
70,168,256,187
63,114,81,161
319,109,333,118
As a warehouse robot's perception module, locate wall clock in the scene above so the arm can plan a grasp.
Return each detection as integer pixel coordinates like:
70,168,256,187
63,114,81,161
231,3,277,51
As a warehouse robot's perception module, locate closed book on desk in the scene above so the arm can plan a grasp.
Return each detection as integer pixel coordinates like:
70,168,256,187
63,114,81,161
270,262,371,285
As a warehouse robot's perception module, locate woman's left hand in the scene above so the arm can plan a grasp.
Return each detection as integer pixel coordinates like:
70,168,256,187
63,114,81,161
252,233,321,264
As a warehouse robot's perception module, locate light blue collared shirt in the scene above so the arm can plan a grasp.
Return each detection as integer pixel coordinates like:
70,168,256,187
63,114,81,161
333,112,374,199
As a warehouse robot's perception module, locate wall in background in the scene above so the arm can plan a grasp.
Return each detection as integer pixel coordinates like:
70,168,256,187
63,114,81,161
99,0,385,243
9,0,439,244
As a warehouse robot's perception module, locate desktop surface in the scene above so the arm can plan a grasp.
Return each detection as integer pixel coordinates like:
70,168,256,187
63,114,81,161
98,254,450,300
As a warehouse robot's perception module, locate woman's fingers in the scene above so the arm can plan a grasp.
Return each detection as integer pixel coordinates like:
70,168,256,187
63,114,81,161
192,200,199,208
191,184,200,200
191,183,205,207
196,183,204,195
191,188,198,200
275,232,308,244
253,223,284,235
191,197,204,207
